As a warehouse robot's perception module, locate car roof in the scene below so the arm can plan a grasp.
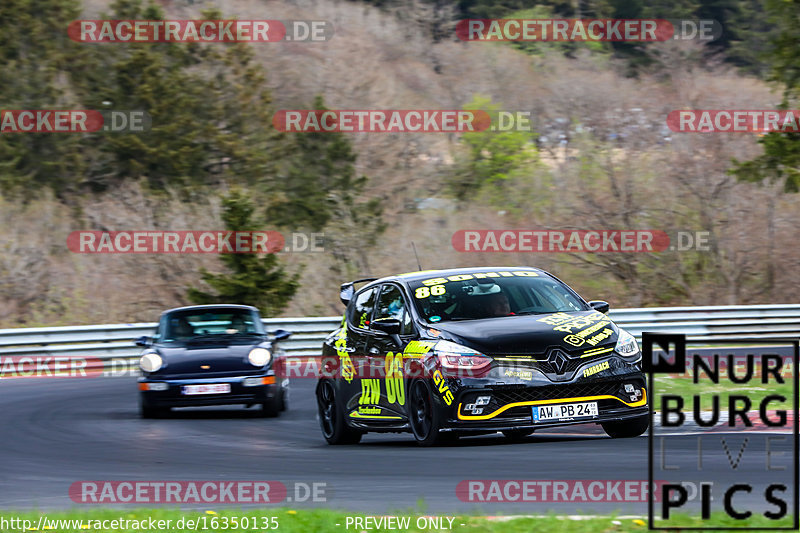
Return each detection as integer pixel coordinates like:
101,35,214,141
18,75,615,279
161,304,260,316
361,266,547,288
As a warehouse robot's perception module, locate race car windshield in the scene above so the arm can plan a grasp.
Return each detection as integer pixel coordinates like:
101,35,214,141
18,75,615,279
409,272,588,323
161,309,266,342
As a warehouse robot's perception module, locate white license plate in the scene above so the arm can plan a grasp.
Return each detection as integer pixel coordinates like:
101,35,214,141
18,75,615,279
533,401,598,422
182,383,231,395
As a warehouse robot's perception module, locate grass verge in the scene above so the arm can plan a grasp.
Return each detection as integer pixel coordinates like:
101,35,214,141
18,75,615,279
0,508,795,533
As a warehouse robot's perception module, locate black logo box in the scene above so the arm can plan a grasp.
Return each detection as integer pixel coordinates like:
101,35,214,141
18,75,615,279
644,333,799,531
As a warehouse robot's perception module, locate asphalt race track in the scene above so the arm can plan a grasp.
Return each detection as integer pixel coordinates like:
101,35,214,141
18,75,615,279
0,376,794,516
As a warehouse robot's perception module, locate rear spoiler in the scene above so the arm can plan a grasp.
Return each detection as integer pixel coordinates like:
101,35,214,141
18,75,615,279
339,277,379,305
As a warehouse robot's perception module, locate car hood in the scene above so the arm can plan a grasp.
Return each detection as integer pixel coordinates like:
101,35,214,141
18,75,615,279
152,341,266,377
429,310,619,355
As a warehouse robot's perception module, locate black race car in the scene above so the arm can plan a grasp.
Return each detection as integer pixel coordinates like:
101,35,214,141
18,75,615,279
316,267,648,446
136,304,290,418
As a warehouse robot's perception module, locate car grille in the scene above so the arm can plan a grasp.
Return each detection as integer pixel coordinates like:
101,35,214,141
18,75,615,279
533,357,586,375
492,381,623,404
495,358,585,374
492,345,616,381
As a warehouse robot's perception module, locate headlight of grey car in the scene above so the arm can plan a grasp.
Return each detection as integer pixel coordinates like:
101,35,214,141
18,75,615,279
248,347,271,367
139,351,163,373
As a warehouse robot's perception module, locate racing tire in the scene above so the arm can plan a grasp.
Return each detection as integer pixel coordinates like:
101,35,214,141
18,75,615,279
259,393,282,418
317,380,363,445
279,388,288,412
601,415,649,438
408,379,446,447
502,429,534,441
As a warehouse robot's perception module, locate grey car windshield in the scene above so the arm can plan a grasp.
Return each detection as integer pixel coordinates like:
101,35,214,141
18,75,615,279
408,271,588,323
161,309,265,341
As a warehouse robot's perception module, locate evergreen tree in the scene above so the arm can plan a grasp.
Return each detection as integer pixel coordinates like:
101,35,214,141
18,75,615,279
187,190,300,316
729,0,800,295
1,0,283,198
266,96,383,233
732,0,800,193
0,0,88,195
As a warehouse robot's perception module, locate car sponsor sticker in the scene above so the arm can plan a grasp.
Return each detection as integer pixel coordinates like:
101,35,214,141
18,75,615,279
419,270,539,287
503,369,533,380
582,360,610,378
403,340,436,358
334,322,355,383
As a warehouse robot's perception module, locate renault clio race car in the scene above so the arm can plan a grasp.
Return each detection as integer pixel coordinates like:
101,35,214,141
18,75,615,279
137,305,291,418
316,267,648,446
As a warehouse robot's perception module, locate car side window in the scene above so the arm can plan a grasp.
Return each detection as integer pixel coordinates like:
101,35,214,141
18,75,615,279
348,287,377,329
373,284,413,335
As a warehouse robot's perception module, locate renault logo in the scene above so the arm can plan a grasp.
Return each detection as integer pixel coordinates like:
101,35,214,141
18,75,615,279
548,350,569,374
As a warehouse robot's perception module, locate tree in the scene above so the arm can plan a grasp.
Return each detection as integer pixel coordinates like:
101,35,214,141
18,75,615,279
266,96,362,231
0,0,88,195
265,96,386,277
730,0,800,293
762,0,800,97
187,190,300,316
724,0,775,76
1,0,284,198
448,95,546,216
77,2,282,195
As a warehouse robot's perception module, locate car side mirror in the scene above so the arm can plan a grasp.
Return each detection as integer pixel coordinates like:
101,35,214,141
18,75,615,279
371,319,401,335
340,284,354,305
589,300,610,314
271,329,292,341
371,319,403,347
135,336,152,347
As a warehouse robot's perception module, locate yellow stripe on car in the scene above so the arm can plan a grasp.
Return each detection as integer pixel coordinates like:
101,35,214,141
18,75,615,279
580,347,614,358
349,412,403,420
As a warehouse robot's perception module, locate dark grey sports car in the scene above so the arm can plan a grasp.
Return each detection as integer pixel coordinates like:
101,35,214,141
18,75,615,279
136,304,290,418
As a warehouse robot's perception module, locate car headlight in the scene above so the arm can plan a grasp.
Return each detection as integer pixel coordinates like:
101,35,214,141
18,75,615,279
248,347,271,367
434,340,492,372
615,328,641,359
139,352,163,373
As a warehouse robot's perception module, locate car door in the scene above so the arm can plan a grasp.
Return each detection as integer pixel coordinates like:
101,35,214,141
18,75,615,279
366,283,417,418
340,286,379,414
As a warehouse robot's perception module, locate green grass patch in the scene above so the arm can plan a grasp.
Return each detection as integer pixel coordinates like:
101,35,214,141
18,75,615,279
652,373,794,412
0,508,795,533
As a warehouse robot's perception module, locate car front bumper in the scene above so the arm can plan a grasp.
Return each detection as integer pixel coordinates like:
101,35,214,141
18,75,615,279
138,374,284,408
443,375,648,432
